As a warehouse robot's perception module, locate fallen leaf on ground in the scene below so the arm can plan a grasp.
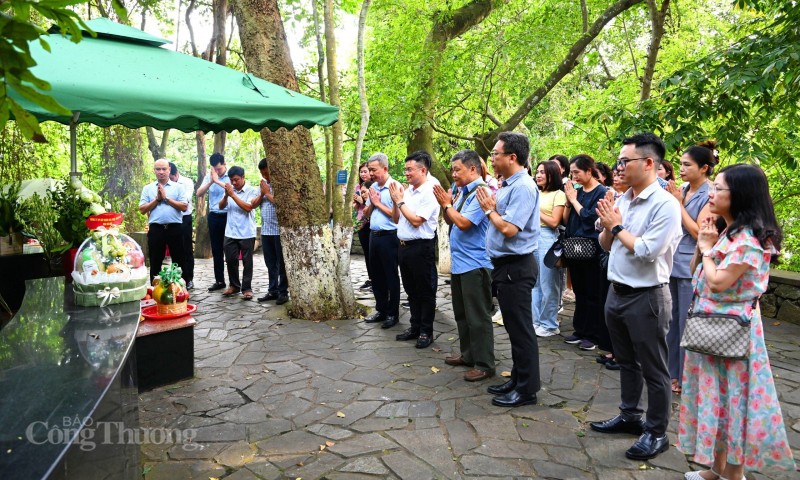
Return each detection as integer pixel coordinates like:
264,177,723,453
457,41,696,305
431,347,441,352
431,366,440,373
403,363,412,367
336,411,346,418
773,321,781,326
500,371,511,377
319,445,326,451
638,464,648,470
326,441,335,447
336,389,342,393
447,337,455,341
331,326,337,329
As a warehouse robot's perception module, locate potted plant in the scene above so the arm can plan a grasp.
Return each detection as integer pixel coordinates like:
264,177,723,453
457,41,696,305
0,183,29,256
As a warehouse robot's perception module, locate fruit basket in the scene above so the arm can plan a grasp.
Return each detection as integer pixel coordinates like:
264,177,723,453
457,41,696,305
151,263,189,315
71,227,148,307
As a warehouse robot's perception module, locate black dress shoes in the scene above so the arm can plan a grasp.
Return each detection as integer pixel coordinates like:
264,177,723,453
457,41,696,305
415,333,432,348
589,415,646,435
487,379,516,395
258,292,279,303
364,312,385,323
207,281,226,292
625,431,669,460
381,316,398,329
395,328,420,341
491,390,536,408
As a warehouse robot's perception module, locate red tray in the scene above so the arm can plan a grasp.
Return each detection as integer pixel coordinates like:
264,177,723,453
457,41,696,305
141,303,197,321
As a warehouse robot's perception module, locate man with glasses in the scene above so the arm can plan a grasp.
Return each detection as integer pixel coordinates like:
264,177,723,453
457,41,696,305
363,153,401,329
476,132,540,407
592,132,681,461
388,150,440,348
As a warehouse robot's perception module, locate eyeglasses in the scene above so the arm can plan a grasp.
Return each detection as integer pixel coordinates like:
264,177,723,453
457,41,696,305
490,151,510,158
616,157,650,168
709,184,730,194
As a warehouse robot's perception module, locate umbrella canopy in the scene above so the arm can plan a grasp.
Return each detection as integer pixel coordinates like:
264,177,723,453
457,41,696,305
9,18,339,133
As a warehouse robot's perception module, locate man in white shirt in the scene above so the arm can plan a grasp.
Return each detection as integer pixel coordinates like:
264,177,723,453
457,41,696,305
388,150,440,349
169,162,195,289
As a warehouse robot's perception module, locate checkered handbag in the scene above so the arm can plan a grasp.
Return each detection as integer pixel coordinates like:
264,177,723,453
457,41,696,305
680,311,751,359
680,263,754,359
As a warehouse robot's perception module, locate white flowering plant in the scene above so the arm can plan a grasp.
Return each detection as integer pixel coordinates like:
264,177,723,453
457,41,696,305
49,177,111,249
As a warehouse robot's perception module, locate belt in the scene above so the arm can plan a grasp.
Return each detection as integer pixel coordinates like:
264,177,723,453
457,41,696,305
209,211,227,216
611,282,666,295
490,253,531,268
399,238,434,247
149,223,181,229
370,229,397,237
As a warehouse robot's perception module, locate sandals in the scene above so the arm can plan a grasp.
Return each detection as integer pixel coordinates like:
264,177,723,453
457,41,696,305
222,287,240,297
672,378,682,395
242,291,253,300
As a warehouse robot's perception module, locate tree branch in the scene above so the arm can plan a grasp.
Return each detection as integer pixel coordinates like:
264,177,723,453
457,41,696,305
430,123,480,142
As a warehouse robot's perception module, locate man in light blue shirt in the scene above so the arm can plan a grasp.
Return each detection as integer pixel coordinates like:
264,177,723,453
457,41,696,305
433,149,495,382
139,159,189,282
197,153,231,292
476,131,541,408
256,158,289,305
219,166,260,300
362,153,401,329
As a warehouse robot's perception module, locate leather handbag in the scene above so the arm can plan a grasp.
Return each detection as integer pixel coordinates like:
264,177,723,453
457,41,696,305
562,236,598,260
680,265,754,359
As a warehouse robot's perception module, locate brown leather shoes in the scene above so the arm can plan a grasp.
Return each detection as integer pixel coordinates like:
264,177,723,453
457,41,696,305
222,287,240,297
445,355,468,366
464,369,493,382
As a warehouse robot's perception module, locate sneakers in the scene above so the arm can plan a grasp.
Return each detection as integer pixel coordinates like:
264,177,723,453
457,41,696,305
491,310,503,325
564,334,581,344
359,280,372,290
534,325,560,337
579,339,597,351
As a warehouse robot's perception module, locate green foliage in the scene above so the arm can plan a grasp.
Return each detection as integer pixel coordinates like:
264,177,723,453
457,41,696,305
49,176,108,248
22,192,68,261
0,182,29,236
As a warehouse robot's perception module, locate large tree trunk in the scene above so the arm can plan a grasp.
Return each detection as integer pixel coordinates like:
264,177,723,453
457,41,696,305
145,127,170,161
407,0,507,188
231,0,357,320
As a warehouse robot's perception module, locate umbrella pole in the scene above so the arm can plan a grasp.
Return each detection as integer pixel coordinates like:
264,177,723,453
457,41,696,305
69,112,81,178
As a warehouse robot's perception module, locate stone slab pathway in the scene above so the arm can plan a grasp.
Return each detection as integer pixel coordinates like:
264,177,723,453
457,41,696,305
139,255,800,479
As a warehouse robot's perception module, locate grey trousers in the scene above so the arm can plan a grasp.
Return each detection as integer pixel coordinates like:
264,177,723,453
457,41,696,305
605,285,672,435
451,268,495,373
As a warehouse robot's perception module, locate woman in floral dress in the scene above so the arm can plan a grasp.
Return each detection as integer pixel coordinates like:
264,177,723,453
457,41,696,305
679,164,796,480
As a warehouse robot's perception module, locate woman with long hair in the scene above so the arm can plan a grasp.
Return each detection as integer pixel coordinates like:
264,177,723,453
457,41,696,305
658,160,676,181
679,164,795,480
596,162,614,188
665,141,717,395
353,162,373,289
561,154,611,352
531,161,566,337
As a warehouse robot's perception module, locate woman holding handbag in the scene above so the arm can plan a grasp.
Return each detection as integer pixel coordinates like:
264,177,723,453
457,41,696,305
531,160,566,337
679,164,795,480
561,154,610,352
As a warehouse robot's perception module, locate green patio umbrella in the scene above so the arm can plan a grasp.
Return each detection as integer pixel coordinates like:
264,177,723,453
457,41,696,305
9,18,339,172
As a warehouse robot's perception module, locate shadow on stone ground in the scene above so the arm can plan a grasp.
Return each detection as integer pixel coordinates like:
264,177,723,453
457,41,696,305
139,255,800,480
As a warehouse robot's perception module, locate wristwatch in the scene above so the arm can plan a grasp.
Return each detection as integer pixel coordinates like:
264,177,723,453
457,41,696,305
484,209,495,217
611,225,624,236
397,201,406,208
443,204,452,212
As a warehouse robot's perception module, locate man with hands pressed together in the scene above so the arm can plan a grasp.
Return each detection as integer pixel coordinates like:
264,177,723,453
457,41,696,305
139,158,189,283
363,153,401,330
218,166,260,300
433,149,495,381
592,132,681,461
476,132,541,408
387,151,440,348
197,153,231,292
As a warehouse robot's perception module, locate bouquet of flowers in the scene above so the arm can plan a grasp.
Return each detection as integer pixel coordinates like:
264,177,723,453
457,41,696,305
50,176,111,249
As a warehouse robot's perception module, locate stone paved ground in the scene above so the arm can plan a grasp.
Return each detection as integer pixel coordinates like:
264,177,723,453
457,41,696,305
139,255,800,480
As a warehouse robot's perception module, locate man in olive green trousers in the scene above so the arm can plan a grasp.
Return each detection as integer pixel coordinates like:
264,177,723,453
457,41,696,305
433,150,495,381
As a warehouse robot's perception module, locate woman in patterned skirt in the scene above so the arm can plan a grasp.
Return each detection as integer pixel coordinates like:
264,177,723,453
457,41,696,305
679,164,796,480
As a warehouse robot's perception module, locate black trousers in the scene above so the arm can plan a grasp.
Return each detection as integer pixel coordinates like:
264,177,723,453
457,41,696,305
398,238,437,336
369,230,400,318
491,253,540,395
180,215,194,282
207,212,227,284
224,237,255,292
357,225,372,281
605,286,672,435
567,256,610,348
147,223,186,282
261,234,288,295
